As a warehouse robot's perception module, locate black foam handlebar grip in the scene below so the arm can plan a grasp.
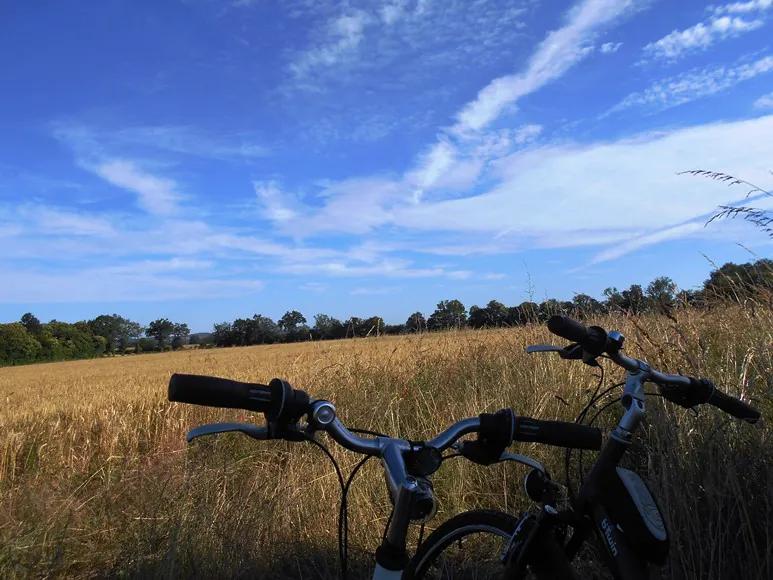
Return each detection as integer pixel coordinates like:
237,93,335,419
169,373,279,415
547,316,607,356
514,417,602,450
547,315,591,344
709,389,761,424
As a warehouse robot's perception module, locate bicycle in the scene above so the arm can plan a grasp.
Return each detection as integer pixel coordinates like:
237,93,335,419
166,370,603,579
406,315,761,580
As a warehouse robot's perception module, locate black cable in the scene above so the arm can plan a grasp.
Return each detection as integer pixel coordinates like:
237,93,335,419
565,367,607,502
576,366,606,424
301,435,347,579
418,523,426,548
382,510,394,543
574,381,626,490
340,455,372,573
441,453,462,461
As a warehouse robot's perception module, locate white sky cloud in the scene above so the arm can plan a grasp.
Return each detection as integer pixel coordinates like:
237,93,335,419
395,116,773,237
642,16,765,62
253,181,298,223
290,11,371,79
452,0,640,134
89,160,182,216
275,115,773,265
55,122,267,162
600,42,623,53
589,222,704,264
350,286,401,295
611,55,773,113
278,259,472,280
24,206,115,237
0,268,264,304
713,0,773,15
754,91,773,108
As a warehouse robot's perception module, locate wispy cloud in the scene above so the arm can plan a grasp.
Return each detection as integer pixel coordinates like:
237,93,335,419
278,258,470,280
113,126,269,160
712,0,773,16
642,15,765,62
589,222,703,264
350,286,401,295
253,181,298,223
452,0,642,134
301,282,329,293
290,10,371,80
88,160,182,216
600,42,623,53
100,258,215,276
754,90,773,108
55,122,267,162
610,55,773,113
21,205,115,236
0,267,263,304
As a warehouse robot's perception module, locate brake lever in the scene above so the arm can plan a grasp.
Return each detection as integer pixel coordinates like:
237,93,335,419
525,344,565,354
525,343,584,360
526,343,599,367
186,422,269,443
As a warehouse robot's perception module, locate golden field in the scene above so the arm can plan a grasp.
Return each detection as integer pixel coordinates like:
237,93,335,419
1,308,772,579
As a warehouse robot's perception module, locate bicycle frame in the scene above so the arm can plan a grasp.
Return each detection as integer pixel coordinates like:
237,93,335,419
516,351,668,580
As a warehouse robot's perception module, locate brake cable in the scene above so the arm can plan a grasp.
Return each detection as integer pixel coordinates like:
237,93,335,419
565,367,607,501
299,434,347,578
339,427,389,578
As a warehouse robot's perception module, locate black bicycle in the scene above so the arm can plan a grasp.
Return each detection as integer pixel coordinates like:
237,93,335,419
167,369,602,579
405,315,761,580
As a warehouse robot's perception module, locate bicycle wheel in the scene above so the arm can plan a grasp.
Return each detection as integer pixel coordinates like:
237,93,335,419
404,509,520,580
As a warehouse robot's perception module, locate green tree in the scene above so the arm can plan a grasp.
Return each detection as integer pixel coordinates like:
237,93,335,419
313,314,343,339
20,313,42,336
572,294,602,318
622,284,645,314
646,277,677,312
518,302,540,324
703,259,773,300
427,299,467,330
278,310,307,333
171,323,190,349
124,321,144,352
603,287,625,313
0,323,42,365
538,299,564,321
250,315,280,344
505,306,525,326
312,314,346,340
360,316,385,337
146,318,175,348
484,300,508,326
405,312,426,333
468,305,487,329
213,322,234,346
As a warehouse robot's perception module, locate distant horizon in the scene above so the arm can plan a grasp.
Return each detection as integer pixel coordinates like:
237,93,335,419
2,254,763,334
2,0,772,332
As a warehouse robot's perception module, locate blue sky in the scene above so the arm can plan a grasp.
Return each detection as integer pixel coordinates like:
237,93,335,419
1,0,773,331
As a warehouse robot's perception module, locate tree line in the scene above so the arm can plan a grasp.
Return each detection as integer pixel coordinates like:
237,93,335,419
1,258,771,366
0,314,190,366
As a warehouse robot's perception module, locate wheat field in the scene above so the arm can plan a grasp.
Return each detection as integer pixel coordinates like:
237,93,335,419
1,308,772,579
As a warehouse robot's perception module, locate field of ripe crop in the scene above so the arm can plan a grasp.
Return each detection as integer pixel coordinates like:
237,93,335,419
2,308,772,579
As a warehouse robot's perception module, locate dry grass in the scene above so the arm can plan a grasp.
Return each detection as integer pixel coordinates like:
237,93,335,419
1,308,772,579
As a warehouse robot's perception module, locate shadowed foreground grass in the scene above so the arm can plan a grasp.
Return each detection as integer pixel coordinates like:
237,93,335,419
1,307,772,579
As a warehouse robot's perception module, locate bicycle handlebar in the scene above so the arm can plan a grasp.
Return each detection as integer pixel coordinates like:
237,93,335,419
168,374,602,452
546,315,761,424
